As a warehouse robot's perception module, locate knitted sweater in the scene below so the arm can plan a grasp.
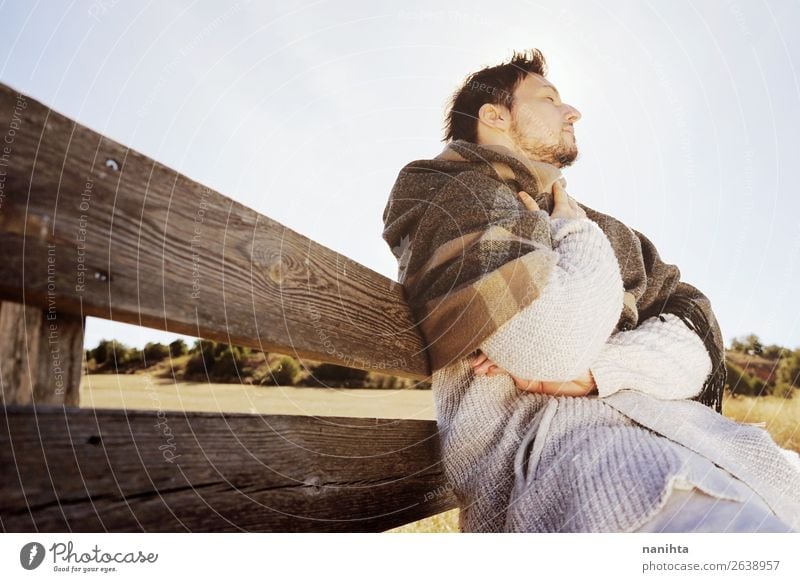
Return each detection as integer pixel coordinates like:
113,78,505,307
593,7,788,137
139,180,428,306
384,141,800,532
383,139,727,412
432,216,800,532
479,216,712,399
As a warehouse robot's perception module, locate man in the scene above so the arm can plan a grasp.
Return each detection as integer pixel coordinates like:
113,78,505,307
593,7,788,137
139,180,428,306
382,49,799,532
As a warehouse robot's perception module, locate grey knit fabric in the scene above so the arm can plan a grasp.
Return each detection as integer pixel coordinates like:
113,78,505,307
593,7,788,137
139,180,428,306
433,361,800,532
386,140,800,532
431,218,800,533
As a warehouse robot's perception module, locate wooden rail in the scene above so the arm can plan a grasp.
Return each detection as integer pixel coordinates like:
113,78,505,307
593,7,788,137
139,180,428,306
0,82,455,532
0,406,452,532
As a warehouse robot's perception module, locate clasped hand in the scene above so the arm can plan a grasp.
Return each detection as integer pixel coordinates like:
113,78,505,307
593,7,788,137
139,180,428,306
469,350,597,396
469,178,597,397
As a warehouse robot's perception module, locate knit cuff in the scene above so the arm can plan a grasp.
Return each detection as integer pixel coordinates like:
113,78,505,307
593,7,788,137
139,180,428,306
549,216,598,243
590,313,712,400
479,215,623,381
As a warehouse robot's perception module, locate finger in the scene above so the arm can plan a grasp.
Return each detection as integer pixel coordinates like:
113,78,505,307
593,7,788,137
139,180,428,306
470,352,488,367
567,195,578,212
515,378,543,393
569,197,586,218
540,381,593,397
552,180,568,210
475,358,495,375
517,190,540,212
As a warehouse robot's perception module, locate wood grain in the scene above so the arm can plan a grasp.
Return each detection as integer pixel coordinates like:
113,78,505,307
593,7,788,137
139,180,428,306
0,301,83,406
0,406,456,532
0,82,430,379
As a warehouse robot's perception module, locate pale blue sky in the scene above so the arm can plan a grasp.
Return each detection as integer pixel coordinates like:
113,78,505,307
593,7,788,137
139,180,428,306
1,0,799,351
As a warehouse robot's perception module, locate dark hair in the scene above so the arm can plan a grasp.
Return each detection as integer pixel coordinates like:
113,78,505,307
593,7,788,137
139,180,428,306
443,49,548,143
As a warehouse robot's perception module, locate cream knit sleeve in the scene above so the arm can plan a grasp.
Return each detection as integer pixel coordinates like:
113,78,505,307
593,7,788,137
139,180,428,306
479,216,624,381
589,313,712,399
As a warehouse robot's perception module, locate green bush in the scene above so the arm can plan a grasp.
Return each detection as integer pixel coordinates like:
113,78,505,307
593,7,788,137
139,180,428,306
725,361,768,397
169,339,188,358
729,334,764,356
185,353,208,377
373,374,399,389
761,344,786,360
116,346,143,368
310,362,369,387
261,356,301,386
771,381,796,399
184,341,253,381
211,345,248,380
91,339,117,365
185,340,217,378
776,349,800,389
143,342,170,363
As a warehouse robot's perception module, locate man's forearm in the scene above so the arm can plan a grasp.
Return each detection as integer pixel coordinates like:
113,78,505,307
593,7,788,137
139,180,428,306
479,216,624,380
589,313,712,399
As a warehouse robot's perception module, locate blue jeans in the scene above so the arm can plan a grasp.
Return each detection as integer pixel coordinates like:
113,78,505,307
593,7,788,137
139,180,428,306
634,486,795,533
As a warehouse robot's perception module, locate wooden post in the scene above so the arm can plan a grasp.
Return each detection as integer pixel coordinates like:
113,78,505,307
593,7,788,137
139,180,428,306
0,300,84,406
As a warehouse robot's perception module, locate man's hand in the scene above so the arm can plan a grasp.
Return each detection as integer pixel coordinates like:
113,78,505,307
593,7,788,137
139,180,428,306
472,181,595,396
517,179,586,220
470,350,597,397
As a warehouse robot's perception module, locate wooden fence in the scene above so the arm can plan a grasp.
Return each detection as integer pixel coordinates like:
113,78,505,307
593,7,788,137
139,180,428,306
0,82,456,532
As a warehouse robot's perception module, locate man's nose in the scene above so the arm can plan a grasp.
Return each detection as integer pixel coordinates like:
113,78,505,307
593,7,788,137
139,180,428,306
564,104,582,122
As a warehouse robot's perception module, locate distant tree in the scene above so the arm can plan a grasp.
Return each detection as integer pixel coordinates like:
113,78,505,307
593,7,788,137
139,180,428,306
776,349,800,389
185,339,218,377
725,361,768,397
261,356,301,386
143,342,170,363
116,346,142,367
185,340,252,380
91,339,116,365
310,362,369,387
744,334,763,356
761,344,786,360
169,339,188,358
211,345,247,379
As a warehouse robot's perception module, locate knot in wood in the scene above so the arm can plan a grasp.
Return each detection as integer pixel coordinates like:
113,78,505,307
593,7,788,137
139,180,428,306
268,257,285,284
303,475,323,496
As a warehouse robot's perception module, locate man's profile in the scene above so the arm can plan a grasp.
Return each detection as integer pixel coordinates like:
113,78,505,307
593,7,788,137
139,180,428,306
382,49,800,533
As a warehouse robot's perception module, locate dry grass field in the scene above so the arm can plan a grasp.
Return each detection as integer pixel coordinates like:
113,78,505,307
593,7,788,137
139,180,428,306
80,373,436,420
722,392,800,452
79,376,797,533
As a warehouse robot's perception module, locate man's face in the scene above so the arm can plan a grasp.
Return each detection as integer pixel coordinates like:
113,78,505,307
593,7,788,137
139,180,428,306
507,73,582,167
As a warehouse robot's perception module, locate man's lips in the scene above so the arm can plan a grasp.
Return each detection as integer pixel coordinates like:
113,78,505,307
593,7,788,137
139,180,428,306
563,126,574,134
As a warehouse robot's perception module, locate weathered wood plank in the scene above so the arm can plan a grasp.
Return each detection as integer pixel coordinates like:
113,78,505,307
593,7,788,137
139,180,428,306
0,83,429,379
0,406,456,532
0,301,83,406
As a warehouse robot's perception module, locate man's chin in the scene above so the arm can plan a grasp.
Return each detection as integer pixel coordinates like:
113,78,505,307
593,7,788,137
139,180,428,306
547,145,579,168
556,148,579,168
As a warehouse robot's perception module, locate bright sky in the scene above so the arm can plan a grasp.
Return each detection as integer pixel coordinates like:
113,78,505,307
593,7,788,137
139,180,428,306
1,0,799,351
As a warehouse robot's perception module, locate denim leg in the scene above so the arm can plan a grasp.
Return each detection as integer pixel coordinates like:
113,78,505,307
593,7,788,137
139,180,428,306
634,487,795,533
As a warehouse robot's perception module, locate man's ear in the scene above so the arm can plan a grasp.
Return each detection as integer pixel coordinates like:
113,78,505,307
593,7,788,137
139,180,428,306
477,102,510,132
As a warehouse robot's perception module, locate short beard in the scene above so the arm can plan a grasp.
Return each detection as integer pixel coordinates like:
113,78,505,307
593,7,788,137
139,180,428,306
510,122,578,168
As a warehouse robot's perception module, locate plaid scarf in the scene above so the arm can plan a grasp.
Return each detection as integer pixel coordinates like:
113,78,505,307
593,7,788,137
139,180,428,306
382,140,726,412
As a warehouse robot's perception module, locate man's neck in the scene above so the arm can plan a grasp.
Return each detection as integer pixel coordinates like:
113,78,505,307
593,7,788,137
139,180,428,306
475,137,557,171
474,139,559,173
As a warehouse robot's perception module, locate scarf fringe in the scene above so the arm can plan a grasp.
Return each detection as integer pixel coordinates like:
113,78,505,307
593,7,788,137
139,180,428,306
660,295,726,413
